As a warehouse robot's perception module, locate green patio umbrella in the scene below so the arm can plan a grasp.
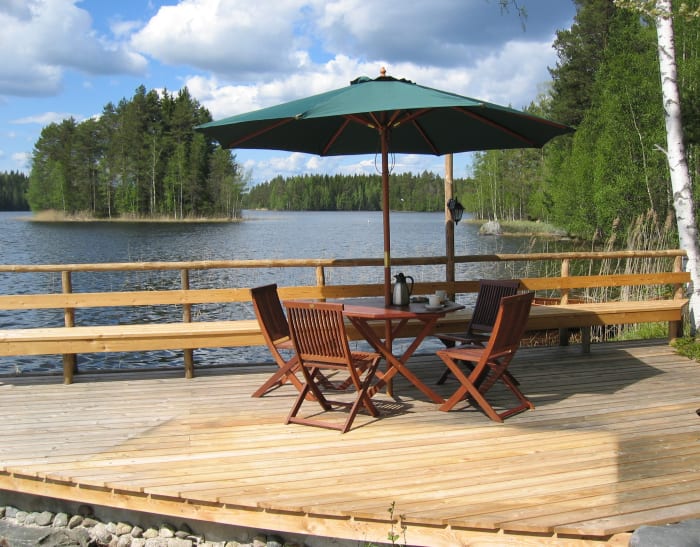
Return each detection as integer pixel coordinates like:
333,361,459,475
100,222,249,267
196,70,574,306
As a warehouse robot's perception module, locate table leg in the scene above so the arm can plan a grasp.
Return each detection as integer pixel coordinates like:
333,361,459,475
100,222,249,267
349,317,444,404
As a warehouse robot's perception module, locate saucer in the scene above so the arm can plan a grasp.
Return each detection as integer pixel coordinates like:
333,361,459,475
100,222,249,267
424,303,445,311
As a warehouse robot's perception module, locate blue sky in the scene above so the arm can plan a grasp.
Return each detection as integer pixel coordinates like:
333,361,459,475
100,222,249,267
0,0,576,185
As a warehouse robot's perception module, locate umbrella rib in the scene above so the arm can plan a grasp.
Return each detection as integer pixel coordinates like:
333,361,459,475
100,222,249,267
224,117,296,149
411,120,439,155
322,118,352,155
455,107,537,146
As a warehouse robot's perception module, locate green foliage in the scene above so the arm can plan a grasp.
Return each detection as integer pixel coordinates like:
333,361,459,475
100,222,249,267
0,171,29,210
672,336,700,361
26,86,245,219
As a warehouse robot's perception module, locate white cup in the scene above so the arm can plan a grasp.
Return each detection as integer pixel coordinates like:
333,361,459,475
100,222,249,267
428,294,441,307
436,290,447,303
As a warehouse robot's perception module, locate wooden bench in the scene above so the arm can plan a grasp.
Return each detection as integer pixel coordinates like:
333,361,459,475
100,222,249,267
0,273,690,384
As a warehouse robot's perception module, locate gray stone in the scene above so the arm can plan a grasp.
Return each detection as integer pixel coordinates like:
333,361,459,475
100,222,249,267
92,522,113,544
131,540,147,547
67,515,83,529
630,519,700,546
0,506,5,518
23,512,36,525
145,539,169,547
159,524,176,538
4,507,19,519
143,527,160,539
53,512,69,528
131,525,145,538
116,535,133,547
479,220,502,236
15,511,28,523
115,521,133,536
167,539,193,547
81,517,99,528
35,510,54,526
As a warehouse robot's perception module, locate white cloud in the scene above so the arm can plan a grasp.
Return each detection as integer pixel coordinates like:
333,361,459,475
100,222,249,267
131,0,314,79
0,0,147,97
11,112,83,125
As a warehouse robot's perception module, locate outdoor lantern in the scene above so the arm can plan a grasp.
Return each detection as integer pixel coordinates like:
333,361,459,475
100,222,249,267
447,198,465,224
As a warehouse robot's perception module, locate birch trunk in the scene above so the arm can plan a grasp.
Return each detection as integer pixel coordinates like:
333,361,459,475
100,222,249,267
655,0,700,335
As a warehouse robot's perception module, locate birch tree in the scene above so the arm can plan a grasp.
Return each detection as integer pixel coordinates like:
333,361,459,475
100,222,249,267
615,0,700,335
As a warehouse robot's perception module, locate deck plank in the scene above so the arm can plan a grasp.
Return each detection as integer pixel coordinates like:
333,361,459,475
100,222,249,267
1,339,699,546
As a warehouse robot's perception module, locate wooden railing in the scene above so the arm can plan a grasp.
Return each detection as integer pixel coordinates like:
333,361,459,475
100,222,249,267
0,248,689,298
0,249,690,383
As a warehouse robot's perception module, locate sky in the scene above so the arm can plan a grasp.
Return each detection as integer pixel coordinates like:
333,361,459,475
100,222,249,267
0,0,577,185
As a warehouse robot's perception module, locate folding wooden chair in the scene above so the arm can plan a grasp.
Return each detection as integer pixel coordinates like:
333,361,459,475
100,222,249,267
250,284,304,397
436,279,520,385
437,292,535,422
251,284,354,397
284,301,382,433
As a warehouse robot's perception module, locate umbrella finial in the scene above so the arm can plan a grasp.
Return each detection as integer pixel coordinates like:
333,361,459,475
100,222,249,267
380,67,386,77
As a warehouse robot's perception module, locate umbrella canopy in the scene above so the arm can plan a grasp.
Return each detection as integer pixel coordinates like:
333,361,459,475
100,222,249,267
196,71,574,305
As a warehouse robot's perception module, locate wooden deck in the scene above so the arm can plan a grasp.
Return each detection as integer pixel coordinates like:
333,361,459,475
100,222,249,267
1,340,699,546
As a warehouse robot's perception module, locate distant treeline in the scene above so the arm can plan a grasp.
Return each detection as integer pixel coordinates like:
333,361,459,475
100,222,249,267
0,171,29,211
26,86,247,219
244,172,466,212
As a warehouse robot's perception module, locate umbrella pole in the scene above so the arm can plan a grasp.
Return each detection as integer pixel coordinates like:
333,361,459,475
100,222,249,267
381,129,392,308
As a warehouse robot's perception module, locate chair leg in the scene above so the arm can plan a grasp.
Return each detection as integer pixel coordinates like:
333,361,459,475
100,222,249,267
252,360,303,397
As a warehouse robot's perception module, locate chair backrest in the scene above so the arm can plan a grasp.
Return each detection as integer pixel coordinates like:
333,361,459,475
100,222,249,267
486,292,534,358
284,301,352,366
469,279,520,333
251,284,290,348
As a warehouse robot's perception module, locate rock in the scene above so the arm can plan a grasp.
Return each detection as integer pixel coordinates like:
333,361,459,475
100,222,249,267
159,523,176,538
143,527,160,539
115,521,133,536
4,507,18,519
131,525,144,538
35,510,54,526
23,512,36,525
92,522,113,544
167,539,193,547
53,512,69,528
116,535,133,547
131,539,147,547
81,517,99,528
630,519,700,546
68,514,83,528
15,511,28,523
479,220,502,236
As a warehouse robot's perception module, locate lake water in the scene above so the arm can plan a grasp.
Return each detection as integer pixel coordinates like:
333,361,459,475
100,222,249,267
0,210,571,375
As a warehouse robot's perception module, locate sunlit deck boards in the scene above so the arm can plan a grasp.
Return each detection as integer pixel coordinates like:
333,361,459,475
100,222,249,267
1,340,699,546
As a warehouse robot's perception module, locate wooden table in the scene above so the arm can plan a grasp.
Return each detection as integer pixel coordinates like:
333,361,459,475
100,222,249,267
340,298,464,403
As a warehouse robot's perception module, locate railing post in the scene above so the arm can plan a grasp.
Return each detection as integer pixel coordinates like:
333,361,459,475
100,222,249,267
61,271,77,384
316,266,326,301
670,255,684,339
559,258,571,347
181,269,194,378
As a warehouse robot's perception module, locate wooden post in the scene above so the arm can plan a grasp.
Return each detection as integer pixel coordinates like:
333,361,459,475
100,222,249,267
316,266,326,301
61,271,76,384
559,258,571,346
181,269,194,379
670,254,684,339
445,154,456,299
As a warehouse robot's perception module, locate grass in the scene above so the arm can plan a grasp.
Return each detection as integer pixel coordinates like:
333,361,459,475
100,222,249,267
468,219,570,237
672,336,700,362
